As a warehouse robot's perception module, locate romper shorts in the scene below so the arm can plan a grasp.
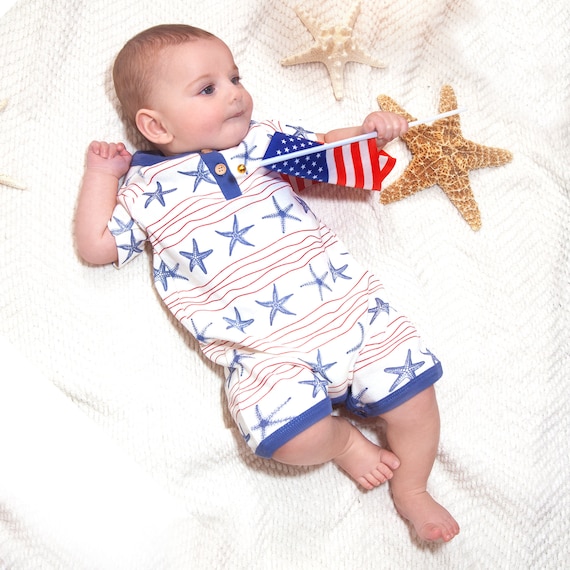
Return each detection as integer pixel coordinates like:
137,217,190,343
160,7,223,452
225,292,442,458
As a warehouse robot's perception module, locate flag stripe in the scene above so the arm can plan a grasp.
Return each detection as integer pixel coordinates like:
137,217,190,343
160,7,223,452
351,141,364,188
369,139,381,189
334,146,346,186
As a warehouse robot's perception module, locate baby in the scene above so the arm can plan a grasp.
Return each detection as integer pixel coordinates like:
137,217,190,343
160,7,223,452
75,24,459,542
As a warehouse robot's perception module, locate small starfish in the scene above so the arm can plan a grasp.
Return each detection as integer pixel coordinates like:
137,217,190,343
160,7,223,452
377,85,513,230
384,349,425,393
142,180,177,208
178,159,216,192
368,297,391,324
300,349,337,381
179,239,213,274
300,263,332,301
251,398,295,440
298,373,332,398
153,260,188,291
255,284,296,326
117,231,144,262
328,260,351,282
215,214,255,256
262,195,302,234
281,2,385,100
0,99,25,190
223,307,255,333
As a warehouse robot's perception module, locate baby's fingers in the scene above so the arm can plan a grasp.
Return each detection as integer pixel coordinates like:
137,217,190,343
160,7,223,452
88,141,125,159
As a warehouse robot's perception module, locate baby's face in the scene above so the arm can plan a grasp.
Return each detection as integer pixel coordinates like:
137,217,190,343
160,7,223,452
146,38,254,154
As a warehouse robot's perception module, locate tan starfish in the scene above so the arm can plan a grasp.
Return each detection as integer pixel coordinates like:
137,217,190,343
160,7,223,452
0,99,26,190
282,2,385,100
377,85,512,230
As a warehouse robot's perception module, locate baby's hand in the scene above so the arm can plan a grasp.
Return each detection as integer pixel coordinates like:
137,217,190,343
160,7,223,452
86,141,132,179
362,112,408,148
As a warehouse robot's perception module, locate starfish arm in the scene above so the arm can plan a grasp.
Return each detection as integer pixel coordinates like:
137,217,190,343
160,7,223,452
292,7,321,41
346,50,385,68
282,47,334,67
440,175,482,231
379,158,436,204
439,84,458,113
458,140,514,170
0,174,26,190
346,2,360,28
377,94,417,124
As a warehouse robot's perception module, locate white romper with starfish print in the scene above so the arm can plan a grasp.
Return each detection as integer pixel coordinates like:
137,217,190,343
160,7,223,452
109,119,442,457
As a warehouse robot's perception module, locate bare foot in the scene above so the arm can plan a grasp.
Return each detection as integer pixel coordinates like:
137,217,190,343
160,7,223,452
393,490,460,542
333,426,400,490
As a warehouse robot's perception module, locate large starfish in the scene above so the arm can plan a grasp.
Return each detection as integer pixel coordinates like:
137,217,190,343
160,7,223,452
282,2,385,100
377,85,512,230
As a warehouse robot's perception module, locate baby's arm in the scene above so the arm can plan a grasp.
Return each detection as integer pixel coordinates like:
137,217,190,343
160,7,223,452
320,111,408,148
75,141,132,265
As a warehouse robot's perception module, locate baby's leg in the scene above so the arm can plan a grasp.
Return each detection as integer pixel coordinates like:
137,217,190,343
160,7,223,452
272,415,400,490
380,386,460,542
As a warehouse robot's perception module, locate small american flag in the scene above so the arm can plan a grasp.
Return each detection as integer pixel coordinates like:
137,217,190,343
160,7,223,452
262,132,396,192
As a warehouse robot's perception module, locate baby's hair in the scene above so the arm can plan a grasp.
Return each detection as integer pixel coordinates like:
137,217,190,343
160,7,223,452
113,24,217,128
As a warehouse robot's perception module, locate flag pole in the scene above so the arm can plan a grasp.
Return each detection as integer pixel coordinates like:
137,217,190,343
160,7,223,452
257,108,466,168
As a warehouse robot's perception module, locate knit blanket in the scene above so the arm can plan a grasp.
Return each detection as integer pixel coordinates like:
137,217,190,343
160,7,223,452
0,0,568,568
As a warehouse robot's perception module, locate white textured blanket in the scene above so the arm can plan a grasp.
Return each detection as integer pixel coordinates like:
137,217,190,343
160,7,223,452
1,0,568,568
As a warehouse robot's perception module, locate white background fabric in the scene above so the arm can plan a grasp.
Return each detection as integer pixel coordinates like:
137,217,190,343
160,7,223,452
0,0,568,568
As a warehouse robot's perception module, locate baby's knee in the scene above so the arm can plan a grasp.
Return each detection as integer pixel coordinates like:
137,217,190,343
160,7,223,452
271,416,340,466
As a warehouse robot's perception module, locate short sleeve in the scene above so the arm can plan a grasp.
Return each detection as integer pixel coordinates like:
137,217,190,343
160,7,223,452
107,203,147,268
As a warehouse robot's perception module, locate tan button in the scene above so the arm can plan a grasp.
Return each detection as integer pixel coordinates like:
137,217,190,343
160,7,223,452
215,163,227,175
237,164,247,174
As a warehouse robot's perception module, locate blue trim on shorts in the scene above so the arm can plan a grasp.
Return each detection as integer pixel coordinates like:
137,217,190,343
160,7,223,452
255,398,333,459
344,362,443,418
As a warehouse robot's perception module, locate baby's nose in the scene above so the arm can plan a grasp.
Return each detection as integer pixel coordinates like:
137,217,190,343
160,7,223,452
229,84,242,101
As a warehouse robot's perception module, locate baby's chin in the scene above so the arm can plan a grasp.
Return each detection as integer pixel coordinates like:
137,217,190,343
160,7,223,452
221,123,252,150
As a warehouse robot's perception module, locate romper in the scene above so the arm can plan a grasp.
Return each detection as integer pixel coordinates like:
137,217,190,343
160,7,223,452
109,119,443,458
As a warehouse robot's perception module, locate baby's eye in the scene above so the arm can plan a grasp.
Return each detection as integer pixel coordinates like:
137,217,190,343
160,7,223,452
201,85,215,95
231,76,242,85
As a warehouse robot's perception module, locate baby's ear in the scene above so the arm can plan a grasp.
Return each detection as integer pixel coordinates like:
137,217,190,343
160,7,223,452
135,109,173,145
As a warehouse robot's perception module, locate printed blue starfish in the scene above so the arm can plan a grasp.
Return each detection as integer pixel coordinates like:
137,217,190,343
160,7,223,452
262,195,302,233
384,349,425,392
226,350,254,386
286,124,314,138
328,260,352,282
368,297,391,324
421,347,440,365
216,215,255,256
190,318,212,343
179,239,213,274
223,307,255,333
153,260,189,291
250,397,295,439
256,284,296,325
294,195,313,214
350,387,369,415
298,372,332,398
301,349,337,381
346,322,365,354
232,139,262,164
109,216,134,236
300,264,332,301
238,422,251,444
118,231,144,262
143,180,177,208
178,159,217,192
